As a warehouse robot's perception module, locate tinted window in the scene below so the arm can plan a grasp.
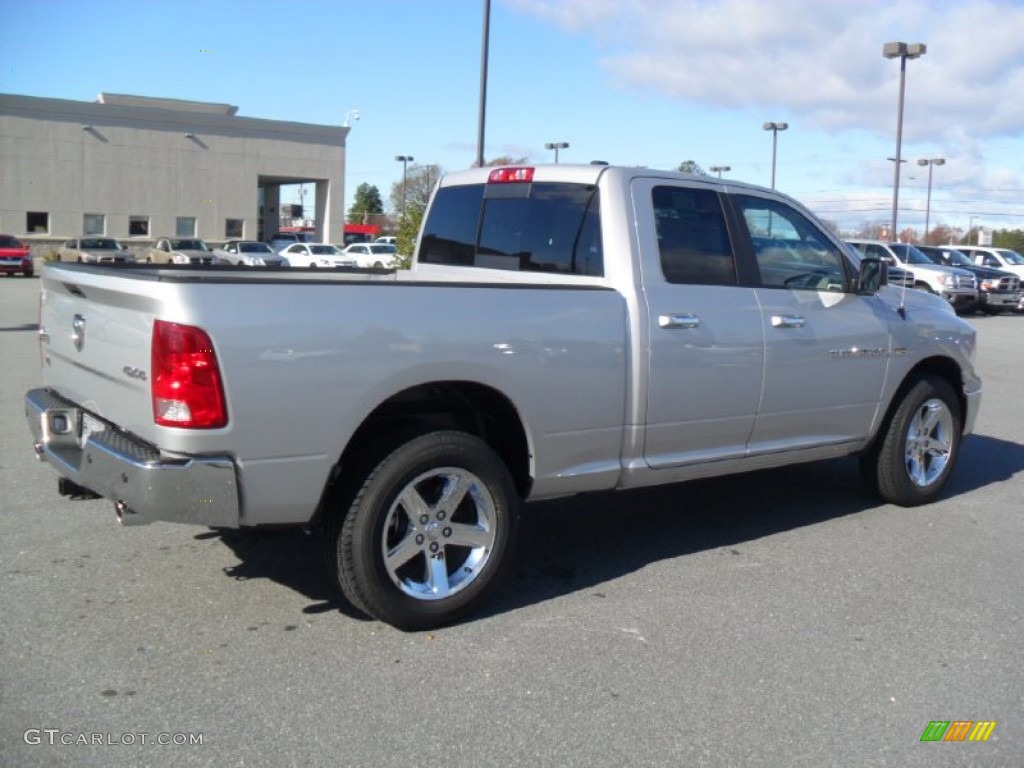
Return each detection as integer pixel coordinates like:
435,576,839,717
420,182,603,276
419,184,485,266
652,186,735,285
735,195,847,291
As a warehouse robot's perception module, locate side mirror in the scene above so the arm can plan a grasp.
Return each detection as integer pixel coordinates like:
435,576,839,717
857,255,886,294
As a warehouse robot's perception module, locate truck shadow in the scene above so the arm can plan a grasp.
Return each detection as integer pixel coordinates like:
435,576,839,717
201,433,1023,625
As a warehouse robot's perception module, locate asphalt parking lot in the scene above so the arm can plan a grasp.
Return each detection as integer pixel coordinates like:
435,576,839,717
1,275,1021,767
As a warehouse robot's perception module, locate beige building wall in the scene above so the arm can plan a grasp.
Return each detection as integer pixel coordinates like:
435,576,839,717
0,92,348,245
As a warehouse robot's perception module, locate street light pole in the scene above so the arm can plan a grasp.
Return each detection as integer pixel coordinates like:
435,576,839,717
762,122,788,188
709,165,731,179
476,0,490,168
395,155,414,217
883,41,927,245
917,157,945,244
544,142,569,163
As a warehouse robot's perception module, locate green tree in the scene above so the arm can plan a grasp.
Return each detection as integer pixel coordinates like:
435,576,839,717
677,160,709,176
347,183,384,224
393,208,424,270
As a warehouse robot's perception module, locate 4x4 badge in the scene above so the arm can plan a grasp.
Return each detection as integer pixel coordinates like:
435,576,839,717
72,314,86,351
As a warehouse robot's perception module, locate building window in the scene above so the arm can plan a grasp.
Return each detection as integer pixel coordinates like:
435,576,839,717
176,217,196,237
225,218,244,238
129,216,150,236
26,211,49,234
83,213,105,235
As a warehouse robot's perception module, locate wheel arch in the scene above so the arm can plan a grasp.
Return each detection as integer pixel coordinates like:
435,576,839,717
312,381,532,527
873,355,967,447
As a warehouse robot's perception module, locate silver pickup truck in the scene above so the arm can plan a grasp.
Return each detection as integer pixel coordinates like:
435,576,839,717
25,164,982,630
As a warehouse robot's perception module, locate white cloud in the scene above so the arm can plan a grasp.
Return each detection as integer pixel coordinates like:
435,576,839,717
507,0,1024,141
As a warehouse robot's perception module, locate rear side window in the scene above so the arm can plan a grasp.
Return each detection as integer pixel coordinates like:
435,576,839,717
652,186,735,285
420,182,603,276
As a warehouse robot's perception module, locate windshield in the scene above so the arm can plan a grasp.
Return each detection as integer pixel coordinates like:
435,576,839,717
240,242,274,253
81,238,121,250
890,243,933,265
939,248,972,266
370,244,397,254
310,245,339,255
0,235,24,247
995,249,1024,265
171,239,208,251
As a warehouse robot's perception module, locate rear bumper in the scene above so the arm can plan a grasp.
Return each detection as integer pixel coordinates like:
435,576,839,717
25,388,239,527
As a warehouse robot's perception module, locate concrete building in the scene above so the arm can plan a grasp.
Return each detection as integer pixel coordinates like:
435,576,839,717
0,92,349,251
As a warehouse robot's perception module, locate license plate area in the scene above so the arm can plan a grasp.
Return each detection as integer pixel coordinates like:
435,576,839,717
79,412,107,447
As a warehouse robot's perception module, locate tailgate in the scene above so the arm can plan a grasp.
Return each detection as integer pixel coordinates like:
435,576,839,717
38,265,163,443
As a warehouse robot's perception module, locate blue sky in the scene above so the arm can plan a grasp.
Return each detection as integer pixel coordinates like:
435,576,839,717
3,0,1023,237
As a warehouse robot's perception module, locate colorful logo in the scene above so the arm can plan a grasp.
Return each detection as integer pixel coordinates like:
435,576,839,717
920,721,997,742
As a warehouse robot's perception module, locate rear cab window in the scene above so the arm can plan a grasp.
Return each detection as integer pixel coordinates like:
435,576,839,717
420,179,603,276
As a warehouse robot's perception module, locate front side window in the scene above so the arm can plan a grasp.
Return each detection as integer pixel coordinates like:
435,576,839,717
420,181,603,276
652,186,735,285
83,213,105,235
734,195,848,291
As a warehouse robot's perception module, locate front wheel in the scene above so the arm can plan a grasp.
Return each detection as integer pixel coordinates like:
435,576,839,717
326,431,519,630
861,376,962,506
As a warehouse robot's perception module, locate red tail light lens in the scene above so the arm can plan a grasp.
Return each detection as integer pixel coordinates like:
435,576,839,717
488,167,534,183
151,320,227,428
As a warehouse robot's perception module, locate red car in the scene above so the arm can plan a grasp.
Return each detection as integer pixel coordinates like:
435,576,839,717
0,234,33,277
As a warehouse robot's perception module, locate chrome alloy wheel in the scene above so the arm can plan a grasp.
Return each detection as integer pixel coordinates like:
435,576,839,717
904,397,954,487
382,467,497,600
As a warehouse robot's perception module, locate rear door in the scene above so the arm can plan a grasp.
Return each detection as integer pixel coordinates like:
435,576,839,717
633,178,764,468
729,192,892,453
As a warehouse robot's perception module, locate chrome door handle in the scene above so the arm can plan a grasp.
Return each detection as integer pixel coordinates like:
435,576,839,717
771,315,806,328
658,314,701,329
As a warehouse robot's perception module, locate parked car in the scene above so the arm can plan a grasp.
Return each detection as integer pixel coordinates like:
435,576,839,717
957,246,1024,281
58,237,135,263
26,162,980,630
280,242,357,268
374,236,397,245
215,240,288,267
341,242,397,268
917,245,1021,315
138,237,215,265
845,239,976,311
0,234,33,276
267,232,307,252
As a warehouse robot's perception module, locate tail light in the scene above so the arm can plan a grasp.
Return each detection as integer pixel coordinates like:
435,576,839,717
151,320,227,428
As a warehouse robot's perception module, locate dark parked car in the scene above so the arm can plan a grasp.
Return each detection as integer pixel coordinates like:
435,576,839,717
917,245,1021,314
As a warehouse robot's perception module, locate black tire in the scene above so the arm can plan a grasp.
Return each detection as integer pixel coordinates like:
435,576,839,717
325,431,519,631
861,375,962,506
372,261,384,269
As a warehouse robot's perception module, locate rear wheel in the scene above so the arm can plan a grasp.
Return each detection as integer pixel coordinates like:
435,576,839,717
325,431,518,630
861,376,962,506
